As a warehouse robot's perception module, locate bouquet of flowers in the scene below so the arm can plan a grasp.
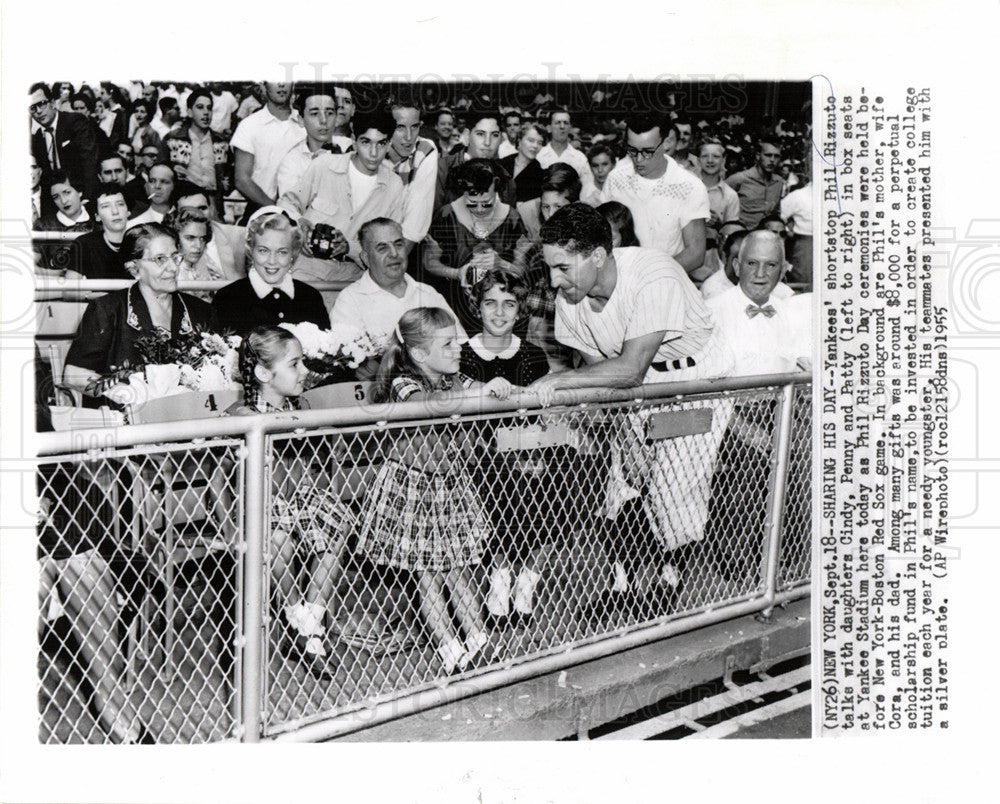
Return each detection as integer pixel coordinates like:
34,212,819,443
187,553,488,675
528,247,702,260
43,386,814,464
279,321,378,388
98,331,242,408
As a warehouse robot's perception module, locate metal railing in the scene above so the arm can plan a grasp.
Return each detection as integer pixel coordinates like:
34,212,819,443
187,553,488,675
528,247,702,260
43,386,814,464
36,373,811,743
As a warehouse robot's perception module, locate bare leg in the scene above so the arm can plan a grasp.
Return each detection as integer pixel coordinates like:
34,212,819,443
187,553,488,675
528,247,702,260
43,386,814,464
304,552,341,609
446,567,486,640
58,550,140,742
416,571,454,648
270,528,296,602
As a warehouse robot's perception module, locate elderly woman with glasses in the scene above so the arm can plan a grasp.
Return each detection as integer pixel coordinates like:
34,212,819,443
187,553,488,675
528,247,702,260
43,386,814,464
421,158,529,333
63,222,216,405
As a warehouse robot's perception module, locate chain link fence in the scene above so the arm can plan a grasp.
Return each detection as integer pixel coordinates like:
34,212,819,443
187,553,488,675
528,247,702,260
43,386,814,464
36,376,811,743
38,439,243,743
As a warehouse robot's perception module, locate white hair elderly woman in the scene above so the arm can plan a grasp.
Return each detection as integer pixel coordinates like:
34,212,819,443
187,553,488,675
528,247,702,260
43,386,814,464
211,206,330,336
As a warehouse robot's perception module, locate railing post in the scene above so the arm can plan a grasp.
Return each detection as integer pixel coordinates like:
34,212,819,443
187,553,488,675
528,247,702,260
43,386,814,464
760,382,796,615
240,425,266,742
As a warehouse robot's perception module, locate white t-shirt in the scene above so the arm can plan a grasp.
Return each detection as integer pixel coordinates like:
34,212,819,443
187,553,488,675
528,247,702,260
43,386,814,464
601,155,710,258
780,183,813,236
348,161,378,210
230,106,305,200
210,91,239,134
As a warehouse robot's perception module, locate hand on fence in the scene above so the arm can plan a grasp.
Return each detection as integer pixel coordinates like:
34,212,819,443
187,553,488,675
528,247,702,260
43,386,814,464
483,377,513,400
526,375,559,408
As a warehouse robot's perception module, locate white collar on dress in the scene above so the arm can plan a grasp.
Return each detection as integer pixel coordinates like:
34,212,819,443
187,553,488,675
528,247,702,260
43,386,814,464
56,208,90,227
468,332,521,360
249,268,295,299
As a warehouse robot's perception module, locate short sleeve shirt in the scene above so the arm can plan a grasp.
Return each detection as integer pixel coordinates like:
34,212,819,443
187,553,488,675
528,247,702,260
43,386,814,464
554,247,713,367
230,107,306,199
601,156,710,258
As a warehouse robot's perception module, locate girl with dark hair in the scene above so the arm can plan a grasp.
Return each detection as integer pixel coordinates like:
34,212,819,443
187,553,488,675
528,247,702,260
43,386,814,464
597,200,640,248
357,306,512,673
459,271,554,623
234,325,356,677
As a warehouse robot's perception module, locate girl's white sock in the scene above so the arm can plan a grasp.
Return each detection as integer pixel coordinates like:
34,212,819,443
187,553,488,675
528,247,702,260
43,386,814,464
486,567,512,616
298,601,327,637
513,568,542,614
611,562,630,593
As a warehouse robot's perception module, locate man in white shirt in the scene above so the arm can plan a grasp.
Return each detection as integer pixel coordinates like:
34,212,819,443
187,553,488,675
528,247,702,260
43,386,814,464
780,171,813,291
702,229,812,580
276,88,341,198
231,82,305,221
209,86,240,135
498,111,520,159
696,139,741,282
384,97,439,249
529,204,733,611
536,110,594,190
330,218,466,374
126,163,176,227
706,230,811,377
601,113,709,275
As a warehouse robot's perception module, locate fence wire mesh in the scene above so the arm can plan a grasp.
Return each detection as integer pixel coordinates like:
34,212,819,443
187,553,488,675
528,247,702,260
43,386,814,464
260,385,810,737
36,380,810,743
37,439,244,744
778,383,813,590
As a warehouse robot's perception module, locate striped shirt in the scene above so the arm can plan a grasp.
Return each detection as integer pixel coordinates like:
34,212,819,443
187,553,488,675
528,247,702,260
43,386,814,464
554,247,713,369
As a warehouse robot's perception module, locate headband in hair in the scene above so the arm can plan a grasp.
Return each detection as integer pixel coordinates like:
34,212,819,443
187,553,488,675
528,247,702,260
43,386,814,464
394,322,404,343
246,205,297,227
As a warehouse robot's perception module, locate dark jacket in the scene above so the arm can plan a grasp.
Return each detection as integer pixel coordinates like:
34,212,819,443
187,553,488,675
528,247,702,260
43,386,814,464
31,111,101,201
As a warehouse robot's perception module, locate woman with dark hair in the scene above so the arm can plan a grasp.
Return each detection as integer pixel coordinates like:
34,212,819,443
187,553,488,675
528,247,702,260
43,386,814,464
62,222,215,404
515,162,582,242
129,99,163,156
421,158,528,333
597,200,640,247
498,122,547,204
514,163,583,369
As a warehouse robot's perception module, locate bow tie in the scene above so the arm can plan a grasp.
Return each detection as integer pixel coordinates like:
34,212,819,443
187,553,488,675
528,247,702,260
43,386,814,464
321,143,343,154
746,304,777,319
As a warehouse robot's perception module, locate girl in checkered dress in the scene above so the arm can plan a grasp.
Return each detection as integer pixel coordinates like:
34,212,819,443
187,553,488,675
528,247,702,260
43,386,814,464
356,307,513,673
236,325,356,676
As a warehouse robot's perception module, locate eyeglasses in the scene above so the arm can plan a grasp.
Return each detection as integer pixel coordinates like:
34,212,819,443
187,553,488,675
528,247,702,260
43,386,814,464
29,100,52,114
625,139,665,161
142,253,184,268
466,199,495,211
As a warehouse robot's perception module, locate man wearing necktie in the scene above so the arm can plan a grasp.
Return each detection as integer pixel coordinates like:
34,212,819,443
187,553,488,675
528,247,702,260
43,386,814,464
703,229,813,580
29,82,100,204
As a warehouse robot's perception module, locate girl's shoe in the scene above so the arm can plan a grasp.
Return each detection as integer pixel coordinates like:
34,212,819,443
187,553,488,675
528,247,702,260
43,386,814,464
512,569,541,615
458,630,489,670
437,635,466,674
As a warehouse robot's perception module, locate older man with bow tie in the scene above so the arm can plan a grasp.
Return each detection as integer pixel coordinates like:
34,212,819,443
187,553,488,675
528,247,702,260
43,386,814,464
705,229,811,376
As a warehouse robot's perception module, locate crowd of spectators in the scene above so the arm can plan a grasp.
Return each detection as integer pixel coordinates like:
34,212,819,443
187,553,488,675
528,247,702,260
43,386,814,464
33,79,814,740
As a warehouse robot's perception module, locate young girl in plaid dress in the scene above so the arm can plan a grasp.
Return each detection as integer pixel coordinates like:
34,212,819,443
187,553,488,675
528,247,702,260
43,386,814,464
236,325,356,677
355,307,513,673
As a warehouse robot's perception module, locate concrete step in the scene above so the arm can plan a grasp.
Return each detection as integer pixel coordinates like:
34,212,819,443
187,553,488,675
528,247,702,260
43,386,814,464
332,596,810,741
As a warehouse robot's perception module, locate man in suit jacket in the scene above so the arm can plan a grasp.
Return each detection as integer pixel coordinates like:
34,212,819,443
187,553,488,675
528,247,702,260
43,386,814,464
30,82,100,203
